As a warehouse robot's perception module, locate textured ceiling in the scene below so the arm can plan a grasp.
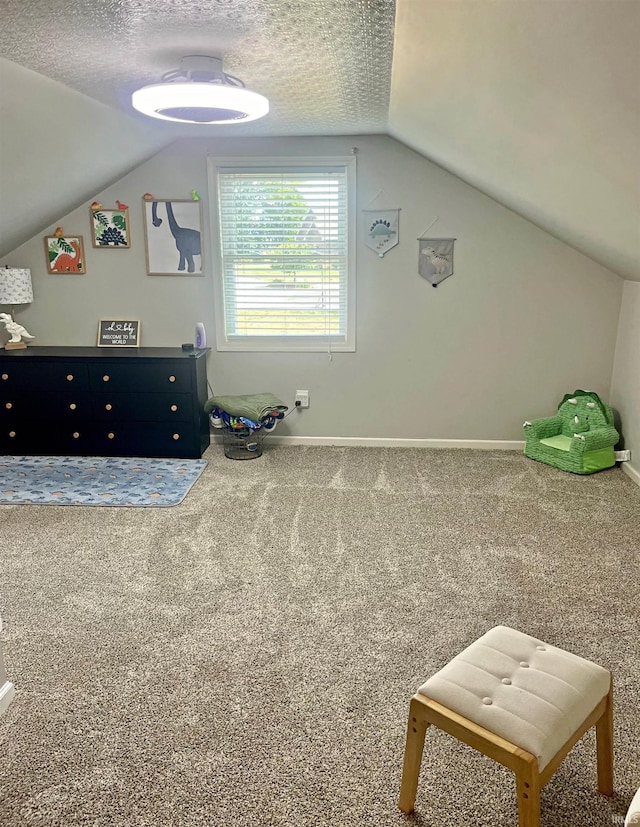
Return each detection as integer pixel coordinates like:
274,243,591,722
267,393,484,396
0,0,395,136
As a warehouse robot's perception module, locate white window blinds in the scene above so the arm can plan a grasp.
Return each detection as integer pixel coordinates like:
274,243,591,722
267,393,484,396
213,159,355,352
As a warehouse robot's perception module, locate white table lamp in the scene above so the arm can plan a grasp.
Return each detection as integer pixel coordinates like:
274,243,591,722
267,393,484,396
0,267,35,350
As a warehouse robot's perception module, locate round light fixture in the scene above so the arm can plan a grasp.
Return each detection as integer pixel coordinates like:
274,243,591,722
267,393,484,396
132,55,269,125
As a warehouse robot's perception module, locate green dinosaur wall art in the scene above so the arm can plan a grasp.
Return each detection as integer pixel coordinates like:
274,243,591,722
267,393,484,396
90,207,130,248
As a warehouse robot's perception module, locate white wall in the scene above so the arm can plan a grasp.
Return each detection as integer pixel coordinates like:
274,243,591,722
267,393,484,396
390,0,640,280
6,134,623,441
611,281,640,479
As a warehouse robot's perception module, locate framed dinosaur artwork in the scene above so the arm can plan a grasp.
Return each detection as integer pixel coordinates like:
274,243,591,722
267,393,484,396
90,206,131,248
44,235,86,274
142,198,203,275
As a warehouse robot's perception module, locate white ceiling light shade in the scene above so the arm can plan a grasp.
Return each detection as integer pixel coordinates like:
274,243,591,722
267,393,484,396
131,55,269,125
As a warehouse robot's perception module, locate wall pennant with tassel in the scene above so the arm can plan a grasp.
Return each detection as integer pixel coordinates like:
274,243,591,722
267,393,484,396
362,190,400,258
417,218,456,287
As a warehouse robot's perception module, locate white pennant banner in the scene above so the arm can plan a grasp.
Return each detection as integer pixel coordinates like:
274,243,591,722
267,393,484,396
363,209,400,258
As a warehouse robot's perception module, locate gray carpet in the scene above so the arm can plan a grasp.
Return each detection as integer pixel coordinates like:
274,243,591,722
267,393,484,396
0,446,639,826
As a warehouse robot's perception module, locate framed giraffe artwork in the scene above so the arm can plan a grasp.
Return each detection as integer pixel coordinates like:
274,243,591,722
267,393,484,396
44,235,86,274
142,198,203,275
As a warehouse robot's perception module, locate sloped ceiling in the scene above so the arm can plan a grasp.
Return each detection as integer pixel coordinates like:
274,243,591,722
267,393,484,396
0,59,170,257
390,0,640,281
0,0,638,280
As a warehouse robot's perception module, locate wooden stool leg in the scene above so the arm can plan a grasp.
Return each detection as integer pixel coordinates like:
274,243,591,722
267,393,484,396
398,696,429,814
596,682,614,796
515,756,541,827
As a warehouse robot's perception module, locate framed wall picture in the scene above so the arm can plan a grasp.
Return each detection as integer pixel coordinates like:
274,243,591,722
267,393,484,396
90,207,131,248
97,319,141,347
44,235,86,274
143,198,203,275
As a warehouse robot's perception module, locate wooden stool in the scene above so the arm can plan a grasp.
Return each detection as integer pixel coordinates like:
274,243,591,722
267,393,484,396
398,626,613,827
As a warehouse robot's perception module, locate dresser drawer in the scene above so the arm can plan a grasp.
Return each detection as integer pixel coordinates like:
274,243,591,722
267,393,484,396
0,421,93,455
92,392,193,422
0,392,92,421
93,421,199,458
0,362,89,391
89,362,192,394
0,422,35,454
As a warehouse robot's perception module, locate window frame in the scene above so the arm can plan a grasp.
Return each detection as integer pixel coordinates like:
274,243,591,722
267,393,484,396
208,155,356,353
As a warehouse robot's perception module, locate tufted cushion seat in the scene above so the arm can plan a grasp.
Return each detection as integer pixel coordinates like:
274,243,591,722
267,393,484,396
417,625,611,771
399,625,614,827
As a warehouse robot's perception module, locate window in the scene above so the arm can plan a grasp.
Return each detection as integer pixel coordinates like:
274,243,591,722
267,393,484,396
209,156,356,352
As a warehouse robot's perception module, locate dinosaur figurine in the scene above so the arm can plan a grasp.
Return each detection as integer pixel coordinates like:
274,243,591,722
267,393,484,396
0,313,35,349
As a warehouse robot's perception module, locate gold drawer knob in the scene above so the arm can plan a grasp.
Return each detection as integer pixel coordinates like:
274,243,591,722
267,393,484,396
105,403,112,411
66,374,74,382
108,432,115,440
168,375,176,383
69,403,77,410
9,430,16,438
1,373,8,380
72,432,80,439
5,402,12,410
172,433,180,440
170,404,178,412
102,374,110,382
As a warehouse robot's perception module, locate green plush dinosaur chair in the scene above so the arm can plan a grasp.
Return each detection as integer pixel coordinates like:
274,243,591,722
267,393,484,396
523,390,619,474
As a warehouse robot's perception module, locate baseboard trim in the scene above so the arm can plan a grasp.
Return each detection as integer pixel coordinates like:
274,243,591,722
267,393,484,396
621,461,640,488
0,681,15,717
262,436,526,450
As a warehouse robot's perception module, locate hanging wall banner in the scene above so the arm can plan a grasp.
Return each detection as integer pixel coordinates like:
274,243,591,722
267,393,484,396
363,209,400,257
418,238,456,287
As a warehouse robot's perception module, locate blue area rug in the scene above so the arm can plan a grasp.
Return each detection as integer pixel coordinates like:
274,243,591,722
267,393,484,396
0,456,207,507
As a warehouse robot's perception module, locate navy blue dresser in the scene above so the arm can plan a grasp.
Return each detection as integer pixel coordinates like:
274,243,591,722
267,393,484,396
0,347,210,458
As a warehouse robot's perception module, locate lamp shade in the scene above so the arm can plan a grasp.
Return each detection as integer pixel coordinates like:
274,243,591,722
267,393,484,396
0,268,33,305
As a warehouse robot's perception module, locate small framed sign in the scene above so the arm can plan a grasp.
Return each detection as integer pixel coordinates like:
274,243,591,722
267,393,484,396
97,319,141,347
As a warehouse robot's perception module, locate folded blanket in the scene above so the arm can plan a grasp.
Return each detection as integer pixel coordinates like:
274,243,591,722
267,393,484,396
204,393,288,422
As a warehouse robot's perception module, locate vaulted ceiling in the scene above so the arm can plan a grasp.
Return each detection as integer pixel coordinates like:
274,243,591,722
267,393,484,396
1,0,638,279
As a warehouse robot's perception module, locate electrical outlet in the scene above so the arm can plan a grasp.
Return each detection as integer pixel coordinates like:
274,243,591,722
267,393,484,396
295,390,309,408
615,449,631,462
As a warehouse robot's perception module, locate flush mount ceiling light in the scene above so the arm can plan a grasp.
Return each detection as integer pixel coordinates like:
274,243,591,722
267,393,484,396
131,55,269,125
